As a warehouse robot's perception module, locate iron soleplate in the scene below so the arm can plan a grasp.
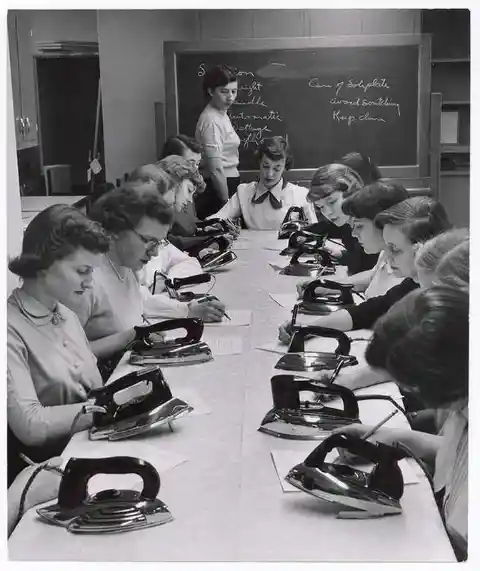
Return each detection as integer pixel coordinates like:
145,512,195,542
285,465,402,517
259,409,360,440
89,397,193,441
275,352,358,372
298,302,345,315
130,342,213,366
38,490,173,534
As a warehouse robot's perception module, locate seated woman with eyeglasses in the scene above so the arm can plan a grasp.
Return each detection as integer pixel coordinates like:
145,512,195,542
68,186,226,373
7,206,108,483
333,286,468,561
207,136,317,230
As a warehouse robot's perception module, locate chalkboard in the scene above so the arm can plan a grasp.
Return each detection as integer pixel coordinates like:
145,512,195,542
166,36,431,175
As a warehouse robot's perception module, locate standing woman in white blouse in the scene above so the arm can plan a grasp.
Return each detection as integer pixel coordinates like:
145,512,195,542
7,205,109,484
195,64,241,219
209,136,317,230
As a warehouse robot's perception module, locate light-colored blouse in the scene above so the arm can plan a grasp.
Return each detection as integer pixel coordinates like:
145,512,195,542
195,103,240,178
364,250,403,298
210,179,317,230
70,254,190,341
7,288,103,447
434,404,468,558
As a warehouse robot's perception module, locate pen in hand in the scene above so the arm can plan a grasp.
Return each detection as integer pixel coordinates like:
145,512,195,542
360,409,399,441
197,295,231,320
332,409,399,465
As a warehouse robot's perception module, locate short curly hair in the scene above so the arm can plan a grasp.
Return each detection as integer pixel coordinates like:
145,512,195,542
337,152,382,185
89,186,173,234
9,204,110,279
341,181,409,220
155,155,206,195
374,196,451,244
307,163,364,203
202,64,237,99
254,136,294,171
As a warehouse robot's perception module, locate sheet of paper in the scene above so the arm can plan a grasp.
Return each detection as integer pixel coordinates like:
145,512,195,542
204,309,252,327
204,334,244,356
268,262,285,272
269,293,298,308
271,449,419,493
173,387,212,416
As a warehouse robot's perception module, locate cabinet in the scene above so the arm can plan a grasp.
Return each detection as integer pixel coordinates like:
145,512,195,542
7,10,38,149
422,9,470,226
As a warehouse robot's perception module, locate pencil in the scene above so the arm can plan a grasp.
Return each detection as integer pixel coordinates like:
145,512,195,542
332,409,399,465
361,409,399,440
197,296,231,320
19,453,64,475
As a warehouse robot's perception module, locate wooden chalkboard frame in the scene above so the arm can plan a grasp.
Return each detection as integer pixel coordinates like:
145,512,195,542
165,34,432,189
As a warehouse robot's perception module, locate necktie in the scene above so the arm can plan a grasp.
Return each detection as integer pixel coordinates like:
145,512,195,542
251,189,283,210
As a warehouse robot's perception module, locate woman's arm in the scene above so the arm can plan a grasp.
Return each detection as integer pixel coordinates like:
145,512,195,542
333,424,443,465
89,328,136,359
205,156,229,202
334,363,391,391
8,458,62,537
208,192,242,221
7,331,91,447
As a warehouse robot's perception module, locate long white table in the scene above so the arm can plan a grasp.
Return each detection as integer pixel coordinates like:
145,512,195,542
9,231,455,562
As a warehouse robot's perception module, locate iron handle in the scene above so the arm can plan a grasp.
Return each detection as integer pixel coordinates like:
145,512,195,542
25,116,31,134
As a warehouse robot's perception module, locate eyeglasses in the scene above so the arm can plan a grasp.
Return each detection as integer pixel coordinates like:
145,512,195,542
131,227,169,250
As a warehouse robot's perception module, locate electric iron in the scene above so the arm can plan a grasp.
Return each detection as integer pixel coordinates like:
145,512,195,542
195,217,238,237
164,272,215,302
187,235,237,272
89,365,193,441
37,456,173,533
278,206,309,239
258,373,361,440
285,433,405,517
298,279,355,315
279,229,326,256
275,318,358,372
279,247,336,277
129,318,213,367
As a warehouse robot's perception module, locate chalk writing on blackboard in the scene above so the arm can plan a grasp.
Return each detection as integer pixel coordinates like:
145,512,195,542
308,76,401,127
197,63,286,149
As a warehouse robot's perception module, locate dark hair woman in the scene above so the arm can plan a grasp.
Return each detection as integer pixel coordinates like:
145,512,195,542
206,136,316,229
7,205,109,483
195,64,241,219
335,286,468,561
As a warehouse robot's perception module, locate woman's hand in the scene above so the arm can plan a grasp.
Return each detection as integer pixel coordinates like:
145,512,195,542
296,279,313,299
278,320,294,344
188,299,226,322
330,425,397,464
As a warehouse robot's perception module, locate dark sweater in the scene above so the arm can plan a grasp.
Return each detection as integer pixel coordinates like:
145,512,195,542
305,217,378,275
346,278,419,330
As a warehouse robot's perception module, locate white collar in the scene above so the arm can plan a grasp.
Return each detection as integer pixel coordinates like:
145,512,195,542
254,179,284,200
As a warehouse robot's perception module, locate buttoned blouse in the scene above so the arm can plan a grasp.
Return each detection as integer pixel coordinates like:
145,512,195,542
210,180,317,230
7,289,103,448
